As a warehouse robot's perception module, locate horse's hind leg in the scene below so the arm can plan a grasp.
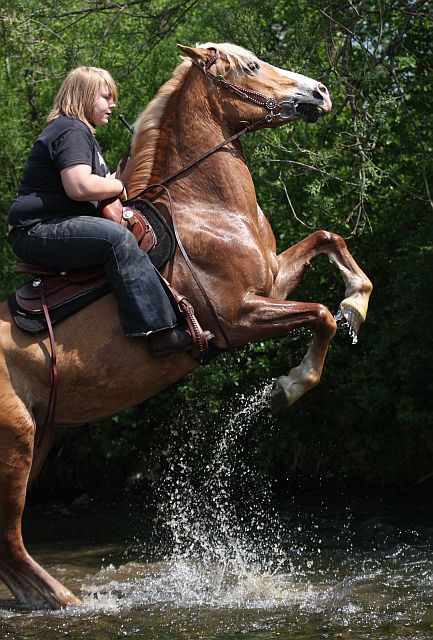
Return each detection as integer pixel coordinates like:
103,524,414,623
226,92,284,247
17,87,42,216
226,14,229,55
0,400,80,609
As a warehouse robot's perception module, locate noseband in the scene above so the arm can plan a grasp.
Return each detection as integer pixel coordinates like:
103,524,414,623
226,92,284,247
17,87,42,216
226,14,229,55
198,50,298,123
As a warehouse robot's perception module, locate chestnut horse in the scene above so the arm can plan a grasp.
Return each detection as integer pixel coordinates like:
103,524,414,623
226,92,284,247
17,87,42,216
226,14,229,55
0,43,372,609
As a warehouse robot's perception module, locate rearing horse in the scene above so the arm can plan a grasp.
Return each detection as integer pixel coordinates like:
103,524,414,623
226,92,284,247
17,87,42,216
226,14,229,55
0,43,372,609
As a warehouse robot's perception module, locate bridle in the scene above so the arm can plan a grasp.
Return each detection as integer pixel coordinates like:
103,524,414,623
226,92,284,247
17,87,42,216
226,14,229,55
134,50,299,196
133,49,298,351
198,49,299,123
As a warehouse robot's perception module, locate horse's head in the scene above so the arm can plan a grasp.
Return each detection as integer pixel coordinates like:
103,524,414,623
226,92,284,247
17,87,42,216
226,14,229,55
177,42,332,128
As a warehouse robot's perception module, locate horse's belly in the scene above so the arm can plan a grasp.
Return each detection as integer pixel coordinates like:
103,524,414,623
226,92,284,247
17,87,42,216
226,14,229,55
0,299,198,426
55,349,197,424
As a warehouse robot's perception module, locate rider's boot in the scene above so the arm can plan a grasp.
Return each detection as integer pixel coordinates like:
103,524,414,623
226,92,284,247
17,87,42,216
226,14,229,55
147,327,193,358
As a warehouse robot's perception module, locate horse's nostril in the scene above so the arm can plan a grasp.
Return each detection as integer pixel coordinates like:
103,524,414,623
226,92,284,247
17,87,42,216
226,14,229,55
312,82,332,110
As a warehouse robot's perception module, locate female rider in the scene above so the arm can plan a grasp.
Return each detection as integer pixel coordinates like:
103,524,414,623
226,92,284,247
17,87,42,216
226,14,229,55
8,66,192,357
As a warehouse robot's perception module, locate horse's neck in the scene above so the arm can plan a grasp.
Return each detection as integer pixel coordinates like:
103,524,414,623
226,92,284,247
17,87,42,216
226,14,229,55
151,71,257,210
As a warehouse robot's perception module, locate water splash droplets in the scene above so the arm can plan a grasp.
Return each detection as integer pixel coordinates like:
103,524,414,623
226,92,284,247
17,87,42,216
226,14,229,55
334,309,358,344
153,382,293,606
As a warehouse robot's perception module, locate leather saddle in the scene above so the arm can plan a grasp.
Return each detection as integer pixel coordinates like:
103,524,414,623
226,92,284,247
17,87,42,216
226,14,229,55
100,196,157,252
9,198,213,363
9,198,176,332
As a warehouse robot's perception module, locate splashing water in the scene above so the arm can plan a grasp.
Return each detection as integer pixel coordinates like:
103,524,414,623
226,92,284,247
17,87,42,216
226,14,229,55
74,382,314,613
76,381,336,615
334,309,359,344
3,446,433,639
150,381,295,608
5,364,431,640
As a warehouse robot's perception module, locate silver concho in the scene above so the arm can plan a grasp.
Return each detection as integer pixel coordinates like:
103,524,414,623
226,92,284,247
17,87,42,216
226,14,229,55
266,98,277,111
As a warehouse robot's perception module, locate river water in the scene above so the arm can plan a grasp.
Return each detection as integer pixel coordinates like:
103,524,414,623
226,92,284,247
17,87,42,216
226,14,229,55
1,386,432,639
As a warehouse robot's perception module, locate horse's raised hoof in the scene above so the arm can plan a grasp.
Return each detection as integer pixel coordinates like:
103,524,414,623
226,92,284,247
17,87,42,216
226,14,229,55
335,304,363,342
270,379,288,414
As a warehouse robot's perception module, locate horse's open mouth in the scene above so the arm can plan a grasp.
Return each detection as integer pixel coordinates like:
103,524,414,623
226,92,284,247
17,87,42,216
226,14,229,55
296,103,321,123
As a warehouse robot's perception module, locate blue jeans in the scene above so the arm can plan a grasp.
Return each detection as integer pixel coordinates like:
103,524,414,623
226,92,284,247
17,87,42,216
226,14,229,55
10,216,177,335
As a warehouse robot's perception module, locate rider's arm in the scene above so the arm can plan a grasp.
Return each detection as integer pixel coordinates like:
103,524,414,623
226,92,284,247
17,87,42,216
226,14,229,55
61,164,127,201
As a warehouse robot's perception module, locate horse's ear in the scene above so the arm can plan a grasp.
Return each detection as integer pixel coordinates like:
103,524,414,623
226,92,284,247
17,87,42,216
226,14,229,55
176,44,215,63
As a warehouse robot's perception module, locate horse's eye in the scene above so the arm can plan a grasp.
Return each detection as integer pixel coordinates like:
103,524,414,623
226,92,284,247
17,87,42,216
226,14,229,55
245,60,259,74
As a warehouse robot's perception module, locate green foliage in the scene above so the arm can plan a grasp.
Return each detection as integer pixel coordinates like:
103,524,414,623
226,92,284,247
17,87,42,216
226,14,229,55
1,0,432,495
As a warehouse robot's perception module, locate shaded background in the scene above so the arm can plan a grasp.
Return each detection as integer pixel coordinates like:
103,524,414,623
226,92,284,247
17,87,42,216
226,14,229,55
0,0,432,499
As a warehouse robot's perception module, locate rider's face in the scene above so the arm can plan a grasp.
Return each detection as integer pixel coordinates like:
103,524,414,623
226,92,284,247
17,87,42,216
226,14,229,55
92,86,116,127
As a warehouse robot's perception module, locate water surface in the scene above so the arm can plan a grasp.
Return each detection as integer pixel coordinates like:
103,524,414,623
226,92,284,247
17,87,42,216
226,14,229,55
1,386,432,639
1,494,432,639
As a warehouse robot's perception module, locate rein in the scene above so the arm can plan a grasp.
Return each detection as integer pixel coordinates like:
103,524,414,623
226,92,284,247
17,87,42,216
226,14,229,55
132,121,264,351
140,182,232,350
131,50,292,350
133,118,269,196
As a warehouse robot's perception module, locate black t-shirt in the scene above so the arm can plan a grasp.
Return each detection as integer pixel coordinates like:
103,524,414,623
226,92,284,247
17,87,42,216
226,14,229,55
8,116,109,226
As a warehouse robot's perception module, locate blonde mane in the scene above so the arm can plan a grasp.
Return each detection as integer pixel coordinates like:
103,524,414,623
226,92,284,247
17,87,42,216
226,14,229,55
199,41,260,74
127,59,192,198
126,43,260,197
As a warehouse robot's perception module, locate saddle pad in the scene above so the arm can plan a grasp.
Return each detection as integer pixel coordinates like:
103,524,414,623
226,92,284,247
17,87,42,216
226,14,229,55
8,284,110,333
16,271,108,313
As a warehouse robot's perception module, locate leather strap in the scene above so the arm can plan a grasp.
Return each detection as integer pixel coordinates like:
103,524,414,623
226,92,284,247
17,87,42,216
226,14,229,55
36,286,58,450
144,118,269,191
137,183,232,351
168,286,210,363
197,50,297,120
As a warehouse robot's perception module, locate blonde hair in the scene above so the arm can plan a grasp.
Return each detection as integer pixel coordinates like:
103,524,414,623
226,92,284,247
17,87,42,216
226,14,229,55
47,66,117,133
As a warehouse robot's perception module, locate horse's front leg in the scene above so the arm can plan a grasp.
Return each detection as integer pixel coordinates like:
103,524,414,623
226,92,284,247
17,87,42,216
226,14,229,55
234,295,337,409
272,230,373,336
